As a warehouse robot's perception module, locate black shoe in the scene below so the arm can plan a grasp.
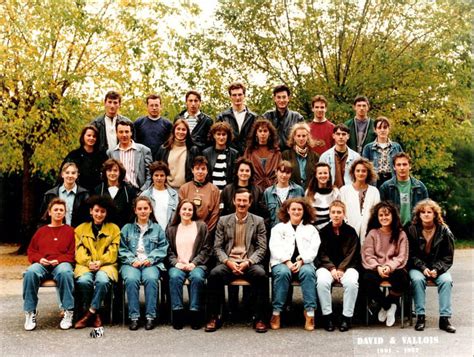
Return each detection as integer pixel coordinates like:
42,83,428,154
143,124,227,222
339,315,351,332
129,319,139,331
145,318,155,330
190,311,202,330
172,310,184,330
323,314,335,332
415,315,425,331
439,317,456,333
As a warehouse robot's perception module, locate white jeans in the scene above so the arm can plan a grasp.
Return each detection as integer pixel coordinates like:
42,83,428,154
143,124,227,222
316,267,359,317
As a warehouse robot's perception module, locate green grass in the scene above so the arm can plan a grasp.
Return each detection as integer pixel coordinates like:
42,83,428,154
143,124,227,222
455,239,474,249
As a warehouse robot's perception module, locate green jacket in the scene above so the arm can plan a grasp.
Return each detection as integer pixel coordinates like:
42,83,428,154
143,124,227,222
344,118,376,154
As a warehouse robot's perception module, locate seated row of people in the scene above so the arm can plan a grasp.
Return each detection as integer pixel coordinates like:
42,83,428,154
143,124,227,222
24,192,455,335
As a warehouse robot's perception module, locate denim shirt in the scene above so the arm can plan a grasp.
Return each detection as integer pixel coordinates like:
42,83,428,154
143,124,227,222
362,140,403,175
263,182,305,228
119,220,169,270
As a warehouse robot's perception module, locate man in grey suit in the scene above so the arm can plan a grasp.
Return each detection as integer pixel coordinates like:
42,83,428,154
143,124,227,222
107,119,152,191
205,188,268,333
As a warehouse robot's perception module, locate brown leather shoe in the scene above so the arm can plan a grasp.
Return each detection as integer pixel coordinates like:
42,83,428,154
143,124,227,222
205,317,220,332
74,311,95,329
304,311,314,331
270,314,280,330
255,320,268,333
93,312,102,327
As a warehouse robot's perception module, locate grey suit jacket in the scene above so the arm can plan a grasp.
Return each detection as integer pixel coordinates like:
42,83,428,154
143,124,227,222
214,213,267,265
107,142,152,191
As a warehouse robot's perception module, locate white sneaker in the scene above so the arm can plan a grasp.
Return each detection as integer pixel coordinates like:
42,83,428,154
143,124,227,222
24,311,37,331
378,307,387,322
386,304,397,327
60,310,74,330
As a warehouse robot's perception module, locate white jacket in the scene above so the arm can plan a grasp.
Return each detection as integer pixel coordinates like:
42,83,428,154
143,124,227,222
269,221,321,267
340,183,380,243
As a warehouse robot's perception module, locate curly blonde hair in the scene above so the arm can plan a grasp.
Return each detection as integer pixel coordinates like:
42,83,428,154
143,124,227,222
286,122,315,148
412,199,445,226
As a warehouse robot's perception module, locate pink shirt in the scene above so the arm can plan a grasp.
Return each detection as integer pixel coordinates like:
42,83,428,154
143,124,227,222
176,222,198,264
361,228,408,272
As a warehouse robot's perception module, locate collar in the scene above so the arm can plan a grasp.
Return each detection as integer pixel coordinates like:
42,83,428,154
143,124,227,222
232,106,247,114
184,111,201,118
105,115,117,123
235,213,249,223
60,184,77,194
116,140,137,151
373,139,392,148
312,118,327,123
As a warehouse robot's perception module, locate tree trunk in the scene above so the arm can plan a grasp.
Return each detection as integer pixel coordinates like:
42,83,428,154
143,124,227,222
18,144,35,254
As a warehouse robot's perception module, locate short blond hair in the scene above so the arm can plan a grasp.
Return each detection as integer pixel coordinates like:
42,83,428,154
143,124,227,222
286,122,315,148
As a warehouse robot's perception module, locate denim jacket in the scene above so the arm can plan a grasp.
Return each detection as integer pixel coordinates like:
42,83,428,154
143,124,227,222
119,220,169,270
362,140,403,175
379,176,428,210
263,182,305,228
140,186,178,229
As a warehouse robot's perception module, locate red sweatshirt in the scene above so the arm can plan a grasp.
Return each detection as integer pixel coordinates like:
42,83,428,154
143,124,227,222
27,225,75,264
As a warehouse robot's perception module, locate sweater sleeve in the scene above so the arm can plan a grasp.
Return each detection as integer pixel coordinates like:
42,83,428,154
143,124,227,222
27,229,43,264
206,186,221,233
386,231,409,272
361,230,379,270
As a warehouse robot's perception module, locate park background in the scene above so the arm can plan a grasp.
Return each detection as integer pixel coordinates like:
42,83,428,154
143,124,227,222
0,0,472,251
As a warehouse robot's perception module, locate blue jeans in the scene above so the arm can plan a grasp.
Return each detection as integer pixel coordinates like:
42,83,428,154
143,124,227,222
76,270,111,311
409,269,453,317
272,263,317,312
168,266,206,311
121,265,160,319
23,262,74,312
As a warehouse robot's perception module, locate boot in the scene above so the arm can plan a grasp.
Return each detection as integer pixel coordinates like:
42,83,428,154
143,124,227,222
323,314,335,332
339,315,351,332
415,315,425,331
190,310,202,330
304,310,314,331
172,309,184,330
93,311,102,328
439,317,456,333
74,310,95,329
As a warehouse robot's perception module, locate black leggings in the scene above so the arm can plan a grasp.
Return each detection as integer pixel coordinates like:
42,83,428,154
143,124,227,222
363,269,409,310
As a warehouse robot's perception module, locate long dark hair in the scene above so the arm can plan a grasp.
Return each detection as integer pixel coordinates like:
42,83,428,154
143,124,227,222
79,124,100,151
306,162,334,203
245,118,280,152
169,199,199,226
232,157,255,185
366,201,402,243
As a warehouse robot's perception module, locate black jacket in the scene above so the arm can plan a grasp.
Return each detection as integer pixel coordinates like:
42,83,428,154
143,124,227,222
61,147,108,191
90,114,132,153
263,108,304,152
202,146,239,184
176,111,213,151
40,185,90,227
406,223,454,275
94,182,138,228
216,107,258,155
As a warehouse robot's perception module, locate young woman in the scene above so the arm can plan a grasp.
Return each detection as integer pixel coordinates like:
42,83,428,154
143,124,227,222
119,196,168,331
362,117,403,187
220,157,267,219
282,122,319,190
340,158,380,243
305,162,340,230
263,160,304,228
155,118,199,190
269,198,320,331
74,196,120,329
23,198,75,331
166,199,211,330
61,125,108,191
94,158,138,228
316,200,360,332
202,121,239,191
140,161,178,231
362,201,409,327
41,162,90,227
407,199,456,333
244,118,282,191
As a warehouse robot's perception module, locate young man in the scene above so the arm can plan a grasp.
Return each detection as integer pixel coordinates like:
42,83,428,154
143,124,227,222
316,200,360,332
308,95,335,156
344,96,376,154
178,156,220,234
205,188,268,333
216,82,258,155
176,90,213,151
134,94,172,160
91,91,132,152
379,152,428,226
107,120,152,191
319,124,360,188
263,84,304,151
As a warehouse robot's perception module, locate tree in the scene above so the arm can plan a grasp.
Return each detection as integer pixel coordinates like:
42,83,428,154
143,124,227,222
0,0,188,250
